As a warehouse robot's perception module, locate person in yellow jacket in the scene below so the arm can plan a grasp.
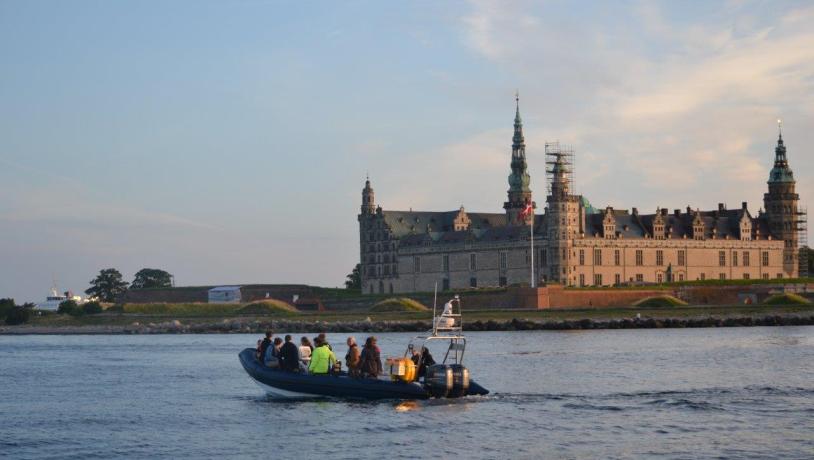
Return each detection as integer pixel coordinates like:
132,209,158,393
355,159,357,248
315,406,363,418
308,338,336,375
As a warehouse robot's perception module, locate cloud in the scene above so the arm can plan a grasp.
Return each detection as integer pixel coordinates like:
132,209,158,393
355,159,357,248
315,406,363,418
457,0,814,215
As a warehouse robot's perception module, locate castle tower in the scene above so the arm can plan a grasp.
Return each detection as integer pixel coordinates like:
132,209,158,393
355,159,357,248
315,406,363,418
504,94,535,225
545,142,580,285
361,176,375,215
763,123,800,277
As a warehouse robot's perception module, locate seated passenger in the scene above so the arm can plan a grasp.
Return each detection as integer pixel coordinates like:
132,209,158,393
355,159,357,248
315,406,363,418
258,330,273,362
359,336,382,379
265,337,283,368
308,337,337,375
345,337,361,378
280,335,300,372
416,347,435,378
299,337,313,366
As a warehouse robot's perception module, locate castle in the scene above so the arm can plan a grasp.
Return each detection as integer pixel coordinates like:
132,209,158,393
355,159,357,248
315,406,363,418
357,97,806,294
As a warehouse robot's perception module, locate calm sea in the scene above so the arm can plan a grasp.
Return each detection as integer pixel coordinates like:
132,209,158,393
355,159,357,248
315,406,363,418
1,328,813,459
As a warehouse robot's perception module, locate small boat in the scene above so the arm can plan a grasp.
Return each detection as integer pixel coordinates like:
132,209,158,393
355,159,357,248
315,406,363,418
238,294,489,400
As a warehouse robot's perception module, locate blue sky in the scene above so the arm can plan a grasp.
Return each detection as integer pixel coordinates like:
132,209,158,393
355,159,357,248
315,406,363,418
1,0,812,302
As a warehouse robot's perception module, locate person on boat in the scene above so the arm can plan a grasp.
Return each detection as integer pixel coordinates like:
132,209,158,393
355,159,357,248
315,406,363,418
258,330,273,362
411,346,436,378
255,339,263,361
308,337,337,375
299,337,313,366
359,336,382,379
317,332,332,351
345,337,361,378
280,335,300,372
265,337,284,368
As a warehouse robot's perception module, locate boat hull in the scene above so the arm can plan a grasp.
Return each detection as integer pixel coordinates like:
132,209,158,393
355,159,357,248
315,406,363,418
238,348,489,400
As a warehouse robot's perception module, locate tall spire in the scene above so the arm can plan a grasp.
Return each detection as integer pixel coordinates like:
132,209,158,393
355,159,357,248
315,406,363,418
505,93,533,225
513,91,524,149
769,121,794,183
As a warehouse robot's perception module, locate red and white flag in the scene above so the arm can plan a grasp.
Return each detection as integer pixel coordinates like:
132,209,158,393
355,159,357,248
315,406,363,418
518,202,533,222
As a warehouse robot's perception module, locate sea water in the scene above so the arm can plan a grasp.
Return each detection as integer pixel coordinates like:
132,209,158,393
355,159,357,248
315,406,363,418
1,328,812,459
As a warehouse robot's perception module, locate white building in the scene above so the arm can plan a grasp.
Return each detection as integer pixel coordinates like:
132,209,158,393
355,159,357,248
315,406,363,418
208,286,242,303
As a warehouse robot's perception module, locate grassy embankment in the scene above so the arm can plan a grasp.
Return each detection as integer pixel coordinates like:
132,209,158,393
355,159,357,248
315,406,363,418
19,300,814,329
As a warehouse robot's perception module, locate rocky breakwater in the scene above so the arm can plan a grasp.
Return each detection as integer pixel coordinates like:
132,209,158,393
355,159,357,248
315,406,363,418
116,314,814,334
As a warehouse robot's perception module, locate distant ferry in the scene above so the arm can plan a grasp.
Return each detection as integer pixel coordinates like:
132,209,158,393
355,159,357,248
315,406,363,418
36,289,87,311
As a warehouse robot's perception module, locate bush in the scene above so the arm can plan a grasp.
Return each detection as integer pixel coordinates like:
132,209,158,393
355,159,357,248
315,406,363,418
633,295,688,308
763,293,811,306
237,300,299,316
82,301,103,315
370,298,429,312
5,307,31,325
0,298,15,318
58,299,83,316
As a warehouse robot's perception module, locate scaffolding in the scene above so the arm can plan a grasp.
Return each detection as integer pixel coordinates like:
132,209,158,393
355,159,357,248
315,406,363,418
797,206,808,277
545,141,576,197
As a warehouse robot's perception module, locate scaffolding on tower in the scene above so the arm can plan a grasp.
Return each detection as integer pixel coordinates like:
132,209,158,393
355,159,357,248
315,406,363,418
796,206,808,277
544,141,575,196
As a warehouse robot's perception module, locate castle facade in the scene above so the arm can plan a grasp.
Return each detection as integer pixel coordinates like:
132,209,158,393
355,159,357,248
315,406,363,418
358,99,804,294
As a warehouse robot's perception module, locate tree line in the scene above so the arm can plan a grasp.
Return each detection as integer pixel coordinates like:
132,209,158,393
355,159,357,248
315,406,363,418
84,267,174,302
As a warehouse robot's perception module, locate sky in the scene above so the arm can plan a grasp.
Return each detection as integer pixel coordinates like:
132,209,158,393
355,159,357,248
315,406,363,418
1,0,812,303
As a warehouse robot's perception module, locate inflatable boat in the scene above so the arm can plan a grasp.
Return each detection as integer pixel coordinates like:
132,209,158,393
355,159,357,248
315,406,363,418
239,295,490,400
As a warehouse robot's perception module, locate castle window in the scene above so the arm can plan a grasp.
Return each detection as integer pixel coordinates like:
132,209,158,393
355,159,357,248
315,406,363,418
777,273,783,279
719,273,726,280
733,252,738,266
579,249,585,265
614,274,621,285
469,277,477,288
499,276,507,287
657,273,663,283
743,273,750,280
743,251,750,266
499,252,507,270
594,274,602,286
470,253,477,271
414,256,421,273
579,274,585,286
442,255,449,272
442,278,450,291
635,274,643,282
678,250,686,266
656,250,663,266
614,249,620,266
762,273,769,280
762,251,769,266
718,251,726,267
635,250,643,266
679,273,685,281
593,249,602,265
700,273,706,280
540,249,547,267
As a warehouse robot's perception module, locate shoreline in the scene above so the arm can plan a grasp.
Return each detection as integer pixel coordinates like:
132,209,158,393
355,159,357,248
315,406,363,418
2,312,813,335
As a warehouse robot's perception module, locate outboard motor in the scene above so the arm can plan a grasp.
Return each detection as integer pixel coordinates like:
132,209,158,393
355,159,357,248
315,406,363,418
447,364,470,398
424,364,453,398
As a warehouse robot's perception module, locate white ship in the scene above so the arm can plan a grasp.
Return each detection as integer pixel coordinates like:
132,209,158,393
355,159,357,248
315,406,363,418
36,289,87,311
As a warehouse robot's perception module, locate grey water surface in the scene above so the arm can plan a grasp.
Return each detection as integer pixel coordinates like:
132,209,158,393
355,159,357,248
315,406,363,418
1,328,813,459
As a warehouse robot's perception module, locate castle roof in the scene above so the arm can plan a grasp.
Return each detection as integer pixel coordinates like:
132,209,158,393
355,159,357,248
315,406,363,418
381,210,507,238
584,207,770,239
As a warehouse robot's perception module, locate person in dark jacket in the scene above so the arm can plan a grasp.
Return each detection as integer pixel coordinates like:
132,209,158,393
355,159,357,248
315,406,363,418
278,335,299,372
359,336,382,379
258,330,273,363
411,346,436,378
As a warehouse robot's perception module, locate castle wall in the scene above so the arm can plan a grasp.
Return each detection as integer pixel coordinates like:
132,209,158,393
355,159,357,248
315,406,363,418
569,237,786,286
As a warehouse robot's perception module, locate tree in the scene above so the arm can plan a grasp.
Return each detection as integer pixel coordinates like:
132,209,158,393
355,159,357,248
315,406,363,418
5,307,30,325
82,301,103,315
85,268,129,302
131,268,173,289
58,299,82,316
0,298,15,318
344,263,361,290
